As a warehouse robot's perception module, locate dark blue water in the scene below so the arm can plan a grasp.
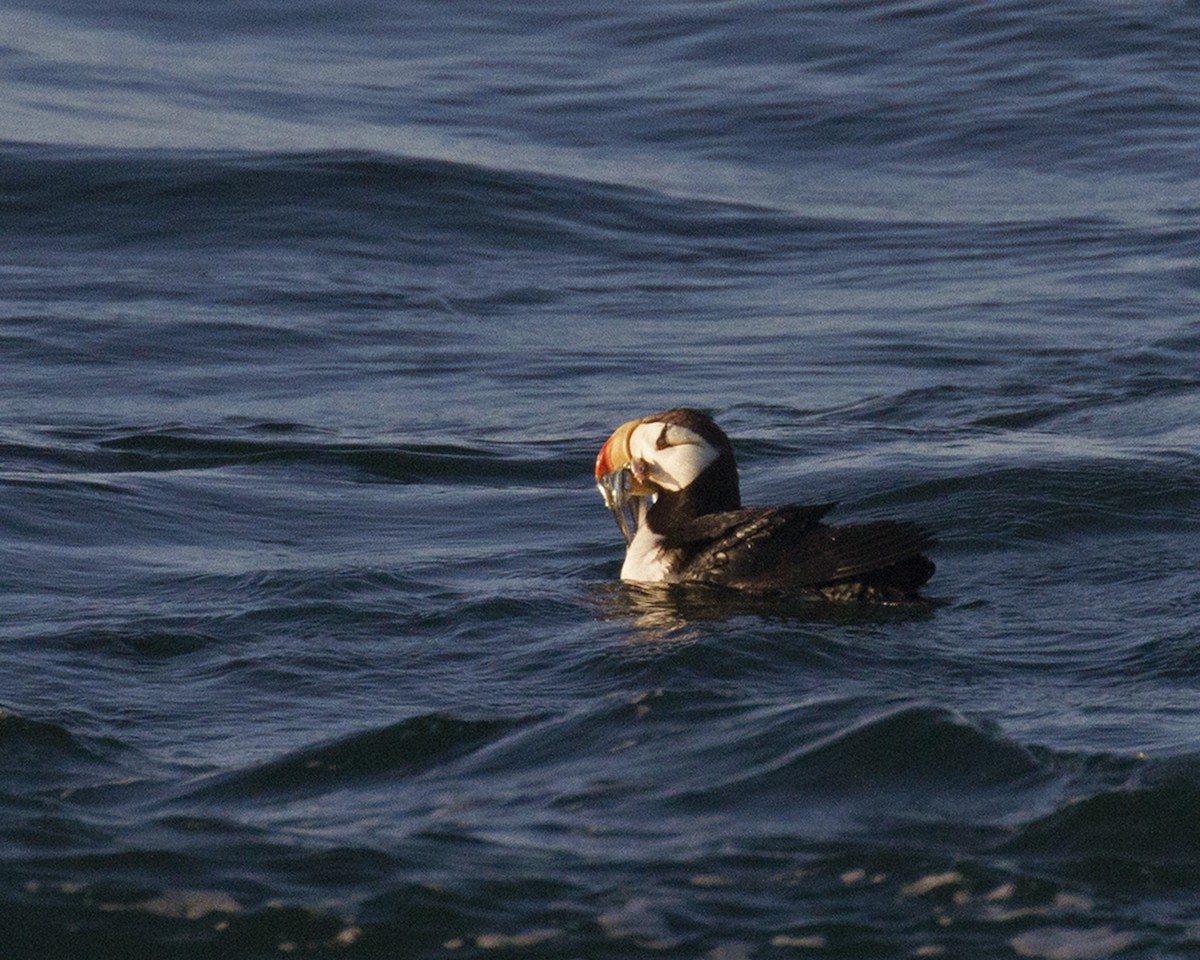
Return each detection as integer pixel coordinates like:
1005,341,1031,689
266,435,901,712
3,1,1200,956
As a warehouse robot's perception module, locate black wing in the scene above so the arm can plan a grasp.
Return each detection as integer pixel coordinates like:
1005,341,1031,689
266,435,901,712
664,503,837,547
668,504,934,595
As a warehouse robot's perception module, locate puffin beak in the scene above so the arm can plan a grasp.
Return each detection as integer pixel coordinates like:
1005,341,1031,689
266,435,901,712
595,417,653,545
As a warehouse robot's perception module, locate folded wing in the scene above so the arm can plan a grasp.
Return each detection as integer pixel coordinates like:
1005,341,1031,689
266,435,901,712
668,504,935,596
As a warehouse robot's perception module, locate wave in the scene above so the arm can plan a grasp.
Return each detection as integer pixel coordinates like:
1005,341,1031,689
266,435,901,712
100,430,586,483
1110,631,1200,683
2,423,589,485
0,145,812,260
48,627,215,660
0,709,124,768
1004,763,1200,884
0,709,139,807
182,712,536,801
661,705,1062,827
855,455,1200,547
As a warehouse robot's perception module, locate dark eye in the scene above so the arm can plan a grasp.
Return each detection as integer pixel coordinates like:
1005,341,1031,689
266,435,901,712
656,425,670,450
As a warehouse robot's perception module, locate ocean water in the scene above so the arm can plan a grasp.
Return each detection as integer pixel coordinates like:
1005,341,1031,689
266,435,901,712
2,0,1200,956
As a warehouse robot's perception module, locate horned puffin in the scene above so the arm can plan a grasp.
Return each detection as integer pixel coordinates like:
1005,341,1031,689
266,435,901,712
594,408,935,601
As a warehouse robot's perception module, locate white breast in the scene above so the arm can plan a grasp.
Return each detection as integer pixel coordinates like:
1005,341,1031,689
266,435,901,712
620,524,675,582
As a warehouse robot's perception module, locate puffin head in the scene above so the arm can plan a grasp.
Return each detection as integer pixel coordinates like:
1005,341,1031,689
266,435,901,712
594,408,740,544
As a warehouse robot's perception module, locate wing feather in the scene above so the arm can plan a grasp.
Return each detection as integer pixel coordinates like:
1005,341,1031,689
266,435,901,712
670,504,934,594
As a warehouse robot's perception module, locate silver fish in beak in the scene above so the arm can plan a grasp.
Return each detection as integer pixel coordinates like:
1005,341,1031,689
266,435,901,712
597,467,636,544
594,417,655,546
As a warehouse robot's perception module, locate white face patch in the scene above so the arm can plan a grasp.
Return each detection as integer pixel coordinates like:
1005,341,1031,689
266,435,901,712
627,421,720,492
